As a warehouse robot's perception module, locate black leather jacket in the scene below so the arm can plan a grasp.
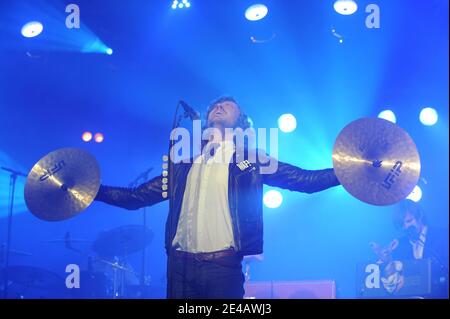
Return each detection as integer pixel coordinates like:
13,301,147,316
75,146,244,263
95,151,340,256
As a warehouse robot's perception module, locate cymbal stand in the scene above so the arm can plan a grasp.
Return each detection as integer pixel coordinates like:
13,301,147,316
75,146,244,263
1,166,27,299
63,234,137,299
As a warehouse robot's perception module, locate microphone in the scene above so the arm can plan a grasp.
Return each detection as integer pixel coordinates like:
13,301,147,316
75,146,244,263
179,100,200,120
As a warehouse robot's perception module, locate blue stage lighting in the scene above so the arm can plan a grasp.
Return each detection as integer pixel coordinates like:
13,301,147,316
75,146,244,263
21,21,44,38
378,110,396,123
407,185,422,202
263,190,283,208
334,0,358,15
278,114,297,133
419,107,438,126
172,0,190,9
81,39,113,55
245,4,268,21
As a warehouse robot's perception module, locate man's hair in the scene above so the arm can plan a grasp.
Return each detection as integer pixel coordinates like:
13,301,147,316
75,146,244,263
393,199,427,229
204,96,252,130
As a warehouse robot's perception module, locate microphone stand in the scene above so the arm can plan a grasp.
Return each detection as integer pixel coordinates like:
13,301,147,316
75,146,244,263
1,166,27,299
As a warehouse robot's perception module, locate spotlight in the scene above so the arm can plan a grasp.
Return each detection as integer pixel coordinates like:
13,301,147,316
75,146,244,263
94,133,104,143
245,4,268,21
263,190,283,208
407,185,422,202
334,0,358,15
82,39,113,55
419,107,438,126
21,21,44,38
378,110,396,123
278,114,297,133
172,0,190,9
82,131,92,142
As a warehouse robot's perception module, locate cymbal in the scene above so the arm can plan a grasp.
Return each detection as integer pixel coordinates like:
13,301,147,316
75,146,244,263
0,266,62,289
92,225,153,257
24,148,101,221
332,118,421,206
92,256,137,273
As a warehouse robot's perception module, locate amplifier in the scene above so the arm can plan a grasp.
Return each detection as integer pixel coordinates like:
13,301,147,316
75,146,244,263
244,280,336,299
357,258,433,298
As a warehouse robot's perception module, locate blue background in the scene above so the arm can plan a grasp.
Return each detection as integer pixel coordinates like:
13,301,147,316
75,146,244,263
0,0,448,298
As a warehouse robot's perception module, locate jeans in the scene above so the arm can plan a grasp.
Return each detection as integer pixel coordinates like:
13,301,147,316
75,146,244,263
167,252,245,299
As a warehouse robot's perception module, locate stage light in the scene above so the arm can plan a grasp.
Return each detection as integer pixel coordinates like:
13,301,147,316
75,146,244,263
21,21,44,38
334,0,358,15
263,190,283,208
245,4,268,21
378,110,396,123
82,39,113,55
172,0,190,9
407,185,422,202
94,133,104,143
419,107,438,126
82,131,92,142
278,114,297,133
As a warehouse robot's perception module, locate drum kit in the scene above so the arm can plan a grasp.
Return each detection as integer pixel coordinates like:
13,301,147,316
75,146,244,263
0,117,422,298
0,225,153,299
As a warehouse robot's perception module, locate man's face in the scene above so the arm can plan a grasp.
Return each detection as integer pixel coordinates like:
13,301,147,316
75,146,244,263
207,100,240,128
403,212,420,233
